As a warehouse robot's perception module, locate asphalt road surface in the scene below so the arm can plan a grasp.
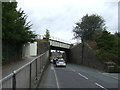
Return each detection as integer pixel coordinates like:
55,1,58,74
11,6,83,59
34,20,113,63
38,63,119,90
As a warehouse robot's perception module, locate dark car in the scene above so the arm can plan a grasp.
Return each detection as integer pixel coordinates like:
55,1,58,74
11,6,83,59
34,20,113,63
53,58,58,64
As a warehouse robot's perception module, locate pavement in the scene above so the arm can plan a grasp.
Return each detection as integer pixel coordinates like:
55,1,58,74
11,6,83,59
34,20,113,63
38,63,120,89
2,56,36,78
38,64,58,88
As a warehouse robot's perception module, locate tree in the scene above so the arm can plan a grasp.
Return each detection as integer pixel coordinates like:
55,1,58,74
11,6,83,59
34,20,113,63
96,30,119,65
2,2,37,44
115,32,120,38
2,2,38,63
44,29,50,41
96,30,117,50
73,14,106,64
73,14,106,41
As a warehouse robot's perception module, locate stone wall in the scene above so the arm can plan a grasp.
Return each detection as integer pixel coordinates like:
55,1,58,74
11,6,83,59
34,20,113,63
70,44,82,64
37,41,50,55
69,43,105,71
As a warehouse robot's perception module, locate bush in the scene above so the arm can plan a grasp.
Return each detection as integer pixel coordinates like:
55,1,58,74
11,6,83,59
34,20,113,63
108,66,120,73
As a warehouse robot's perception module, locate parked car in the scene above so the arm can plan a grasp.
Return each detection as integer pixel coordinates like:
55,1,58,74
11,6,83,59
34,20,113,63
56,58,66,67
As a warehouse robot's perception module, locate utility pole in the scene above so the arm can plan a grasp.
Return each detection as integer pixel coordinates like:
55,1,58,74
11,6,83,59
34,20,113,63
118,1,120,77
81,37,84,64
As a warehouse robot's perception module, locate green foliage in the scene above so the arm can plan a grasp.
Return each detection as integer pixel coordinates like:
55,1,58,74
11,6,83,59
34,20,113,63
73,14,105,41
96,30,117,50
107,66,120,73
115,32,120,37
44,29,50,41
2,2,37,44
96,30,119,65
73,14,119,68
86,41,98,52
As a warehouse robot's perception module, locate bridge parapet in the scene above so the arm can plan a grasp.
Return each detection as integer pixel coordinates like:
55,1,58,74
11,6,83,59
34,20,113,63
49,39,71,49
37,35,71,49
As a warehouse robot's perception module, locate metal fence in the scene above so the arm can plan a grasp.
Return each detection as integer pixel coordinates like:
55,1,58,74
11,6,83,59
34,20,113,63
0,50,49,89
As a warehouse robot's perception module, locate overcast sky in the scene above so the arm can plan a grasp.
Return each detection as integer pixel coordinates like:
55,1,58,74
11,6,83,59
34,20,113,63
16,0,119,44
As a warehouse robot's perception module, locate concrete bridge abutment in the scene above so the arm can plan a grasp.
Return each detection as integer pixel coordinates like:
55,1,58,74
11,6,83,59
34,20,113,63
69,43,105,71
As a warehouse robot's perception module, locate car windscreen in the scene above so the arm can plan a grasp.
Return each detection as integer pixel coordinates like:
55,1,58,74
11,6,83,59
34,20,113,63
58,60,64,62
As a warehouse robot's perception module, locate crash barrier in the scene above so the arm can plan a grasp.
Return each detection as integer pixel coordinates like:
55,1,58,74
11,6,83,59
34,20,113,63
0,50,49,89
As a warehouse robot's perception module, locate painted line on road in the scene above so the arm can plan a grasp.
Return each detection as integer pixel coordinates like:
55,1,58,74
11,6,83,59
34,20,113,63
52,64,60,89
101,73,118,80
78,73,88,80
95,83,107,90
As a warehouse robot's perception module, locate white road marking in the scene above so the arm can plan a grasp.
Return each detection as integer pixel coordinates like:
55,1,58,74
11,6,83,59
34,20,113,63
108,76,118,80
102,73,118,80
78,73,88,80
95,83,107,90
53,64,60,89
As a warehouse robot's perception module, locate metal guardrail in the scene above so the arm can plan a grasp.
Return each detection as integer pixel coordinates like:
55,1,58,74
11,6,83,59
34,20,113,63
0,50,49,89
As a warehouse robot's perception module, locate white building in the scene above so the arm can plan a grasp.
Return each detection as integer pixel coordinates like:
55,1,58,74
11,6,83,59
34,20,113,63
22,42,37,58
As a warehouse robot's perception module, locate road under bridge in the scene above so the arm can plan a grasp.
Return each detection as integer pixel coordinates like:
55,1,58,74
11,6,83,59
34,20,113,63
1,39,118,89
